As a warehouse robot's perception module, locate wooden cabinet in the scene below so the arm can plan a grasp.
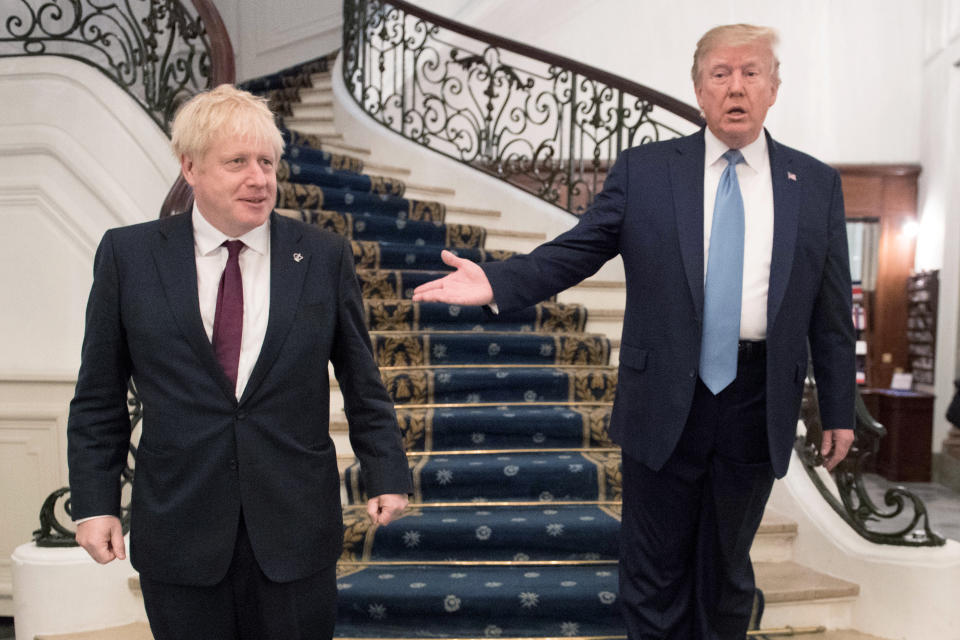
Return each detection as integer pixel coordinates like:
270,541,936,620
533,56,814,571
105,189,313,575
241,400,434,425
860,388,934,482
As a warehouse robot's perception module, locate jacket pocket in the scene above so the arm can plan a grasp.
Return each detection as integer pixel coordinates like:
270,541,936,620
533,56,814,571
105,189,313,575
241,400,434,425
619,343,648,372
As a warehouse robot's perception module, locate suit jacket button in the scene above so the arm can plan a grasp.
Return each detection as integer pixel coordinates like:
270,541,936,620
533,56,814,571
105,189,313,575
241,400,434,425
689,370,696,378
229,459,237,470
236,411,247,421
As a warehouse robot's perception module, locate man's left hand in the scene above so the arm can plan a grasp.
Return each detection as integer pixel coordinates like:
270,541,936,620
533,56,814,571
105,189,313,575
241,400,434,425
821,428,855,472
367,493,408,525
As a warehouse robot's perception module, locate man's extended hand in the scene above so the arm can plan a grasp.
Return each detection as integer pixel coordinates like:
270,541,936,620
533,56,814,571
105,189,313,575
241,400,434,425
75,516,126,564
411,250,494,305
821,428,855,472
367,493,408,525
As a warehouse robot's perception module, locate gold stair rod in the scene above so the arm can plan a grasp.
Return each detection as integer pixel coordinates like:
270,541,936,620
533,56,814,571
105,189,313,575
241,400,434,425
747,626,827,637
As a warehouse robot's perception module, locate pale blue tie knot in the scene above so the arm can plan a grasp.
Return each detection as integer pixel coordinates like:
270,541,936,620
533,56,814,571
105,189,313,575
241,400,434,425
699,149,745,394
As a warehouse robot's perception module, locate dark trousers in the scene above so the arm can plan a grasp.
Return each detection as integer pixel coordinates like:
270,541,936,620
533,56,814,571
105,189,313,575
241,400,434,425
619,348,775,640
140,515,338,640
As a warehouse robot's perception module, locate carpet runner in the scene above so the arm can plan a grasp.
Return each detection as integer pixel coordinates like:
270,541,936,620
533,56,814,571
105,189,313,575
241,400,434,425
250,56,628,638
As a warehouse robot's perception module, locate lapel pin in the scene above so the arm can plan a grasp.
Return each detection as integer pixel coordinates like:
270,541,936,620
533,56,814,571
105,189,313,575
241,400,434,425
293,252,303,262
787,171,798,182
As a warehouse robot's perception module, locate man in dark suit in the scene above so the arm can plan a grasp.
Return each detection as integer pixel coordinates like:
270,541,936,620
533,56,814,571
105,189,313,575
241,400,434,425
413,24,855,639
68,84,412,639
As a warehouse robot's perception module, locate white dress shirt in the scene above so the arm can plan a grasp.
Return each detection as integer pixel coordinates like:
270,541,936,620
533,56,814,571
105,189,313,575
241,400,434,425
192,205,271,399
702,128,774,340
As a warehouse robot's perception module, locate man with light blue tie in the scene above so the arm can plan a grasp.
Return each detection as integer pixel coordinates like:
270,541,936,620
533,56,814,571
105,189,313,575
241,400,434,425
413,24,856,640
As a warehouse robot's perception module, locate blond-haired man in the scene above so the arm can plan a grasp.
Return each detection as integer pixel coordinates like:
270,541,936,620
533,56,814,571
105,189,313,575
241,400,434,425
414,25,855,639
68,85,412,639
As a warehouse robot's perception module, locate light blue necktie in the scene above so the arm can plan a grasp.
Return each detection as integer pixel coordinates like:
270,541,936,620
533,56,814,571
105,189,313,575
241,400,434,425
699,149,745,394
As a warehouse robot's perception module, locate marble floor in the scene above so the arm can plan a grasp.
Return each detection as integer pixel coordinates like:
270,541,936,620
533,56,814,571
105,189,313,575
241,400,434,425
862,473,960,542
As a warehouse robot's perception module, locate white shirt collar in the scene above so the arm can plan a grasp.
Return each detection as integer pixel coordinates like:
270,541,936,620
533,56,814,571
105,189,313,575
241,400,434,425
192,203,270,257
704,127,767,173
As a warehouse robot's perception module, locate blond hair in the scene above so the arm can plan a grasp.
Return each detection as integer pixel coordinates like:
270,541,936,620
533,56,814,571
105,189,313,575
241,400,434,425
170,84,285,160
692,24,781,88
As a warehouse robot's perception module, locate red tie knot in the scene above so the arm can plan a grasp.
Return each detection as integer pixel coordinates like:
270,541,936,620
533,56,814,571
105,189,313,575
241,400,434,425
223,240,244,259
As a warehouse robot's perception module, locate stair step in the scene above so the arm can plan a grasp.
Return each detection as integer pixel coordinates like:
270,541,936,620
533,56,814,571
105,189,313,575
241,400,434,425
298,86,333,101
310,72,333,90
756,561,860,629
364,160,413,177
292,103,334,119
446,204,501,218
347,449,620,503
404,182,457,197
370,331,611,367
283,117,338,136
487,228,548,241
378,365,616,406
750,509,798,563
816,631,895,640
334,564,623,638
35,622,152,640
342,503,621,561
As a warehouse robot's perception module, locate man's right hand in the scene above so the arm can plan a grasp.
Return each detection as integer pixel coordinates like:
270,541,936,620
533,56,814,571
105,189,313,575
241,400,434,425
75,516,126,564
411,250,494,305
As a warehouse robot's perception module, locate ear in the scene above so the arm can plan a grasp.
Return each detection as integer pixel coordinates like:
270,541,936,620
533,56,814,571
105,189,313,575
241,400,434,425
767,80,779,108
693,81,705,111
180,154,198,187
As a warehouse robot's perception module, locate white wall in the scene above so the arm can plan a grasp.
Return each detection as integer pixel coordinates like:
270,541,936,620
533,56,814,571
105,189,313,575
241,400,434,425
918,0,960,456
212,0,342,82
0,56,179,614
411,0,924,165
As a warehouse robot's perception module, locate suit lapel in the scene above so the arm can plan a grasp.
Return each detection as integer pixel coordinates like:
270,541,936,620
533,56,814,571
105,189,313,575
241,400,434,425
766,132,801,330
670,130,707,319
152,213,238,402
239,213,309,405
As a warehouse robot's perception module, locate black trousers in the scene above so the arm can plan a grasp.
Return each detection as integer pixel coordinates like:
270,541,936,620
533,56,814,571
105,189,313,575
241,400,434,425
139,515,338,640
618,347,775,640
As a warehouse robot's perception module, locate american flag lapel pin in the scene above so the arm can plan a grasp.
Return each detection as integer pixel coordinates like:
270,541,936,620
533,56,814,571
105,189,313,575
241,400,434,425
293,252,303,262
787,171,798,182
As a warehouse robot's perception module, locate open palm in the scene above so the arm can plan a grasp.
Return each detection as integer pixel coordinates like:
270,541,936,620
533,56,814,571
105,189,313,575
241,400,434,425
411,250,494,305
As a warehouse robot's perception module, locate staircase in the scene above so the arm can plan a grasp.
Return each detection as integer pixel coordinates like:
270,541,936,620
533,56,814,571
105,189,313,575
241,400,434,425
42,58,890,640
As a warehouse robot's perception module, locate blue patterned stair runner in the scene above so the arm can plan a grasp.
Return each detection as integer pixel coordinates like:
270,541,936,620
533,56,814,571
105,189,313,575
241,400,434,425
245,63,626,635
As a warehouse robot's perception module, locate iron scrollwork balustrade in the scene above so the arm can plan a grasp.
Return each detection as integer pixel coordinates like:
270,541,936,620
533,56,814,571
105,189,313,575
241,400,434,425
342,0,702,215
796,377,946,547
33,380,141,548
1,0,212,133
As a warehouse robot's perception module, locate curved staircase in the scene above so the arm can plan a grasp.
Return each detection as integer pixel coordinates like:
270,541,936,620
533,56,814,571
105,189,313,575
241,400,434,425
42,58,888,640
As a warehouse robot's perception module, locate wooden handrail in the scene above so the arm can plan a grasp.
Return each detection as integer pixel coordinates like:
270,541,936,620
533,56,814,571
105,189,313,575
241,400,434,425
380,0,702,125
192,0,236,87
159,0,237,218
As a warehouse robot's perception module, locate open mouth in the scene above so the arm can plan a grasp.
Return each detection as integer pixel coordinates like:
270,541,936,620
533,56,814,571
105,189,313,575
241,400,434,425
726,107,747,117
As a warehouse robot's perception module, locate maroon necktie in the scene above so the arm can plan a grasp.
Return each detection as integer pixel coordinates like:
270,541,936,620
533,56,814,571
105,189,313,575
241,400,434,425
213,240,244,389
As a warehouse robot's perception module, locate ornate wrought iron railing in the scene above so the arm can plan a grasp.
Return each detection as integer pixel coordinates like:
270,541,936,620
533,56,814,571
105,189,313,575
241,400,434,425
1,0,234,134
341,0,703,215
797,378,945,547
34,382,142,547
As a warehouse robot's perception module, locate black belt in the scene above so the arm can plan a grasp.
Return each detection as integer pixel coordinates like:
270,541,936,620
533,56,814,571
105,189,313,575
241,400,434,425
738,340,766,360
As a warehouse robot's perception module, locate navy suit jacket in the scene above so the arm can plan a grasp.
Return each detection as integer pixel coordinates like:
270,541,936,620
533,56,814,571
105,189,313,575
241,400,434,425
483,130,855,478
68,211,412,585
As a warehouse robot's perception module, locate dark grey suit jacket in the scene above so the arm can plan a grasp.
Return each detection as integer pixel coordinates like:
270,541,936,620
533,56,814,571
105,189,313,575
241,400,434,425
483,130,855,478
68,211,412,585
